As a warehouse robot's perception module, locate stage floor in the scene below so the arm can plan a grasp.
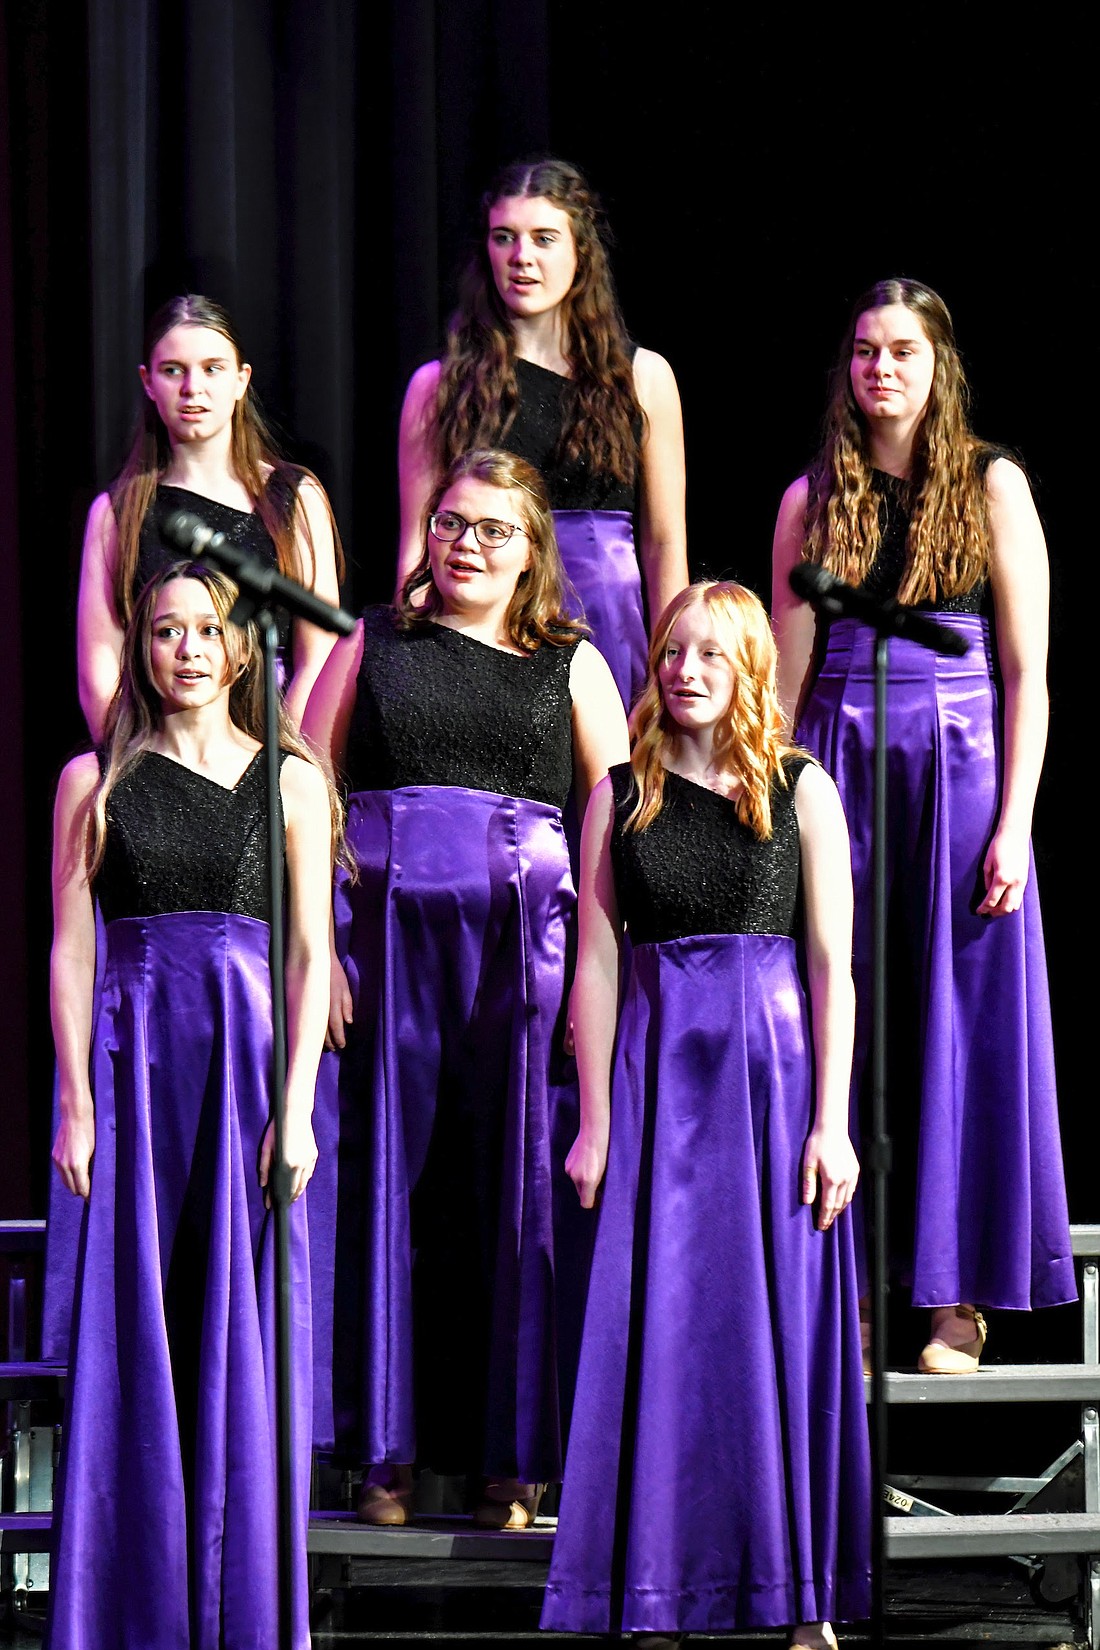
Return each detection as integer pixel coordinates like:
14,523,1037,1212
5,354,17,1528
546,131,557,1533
3,1558,1080,1646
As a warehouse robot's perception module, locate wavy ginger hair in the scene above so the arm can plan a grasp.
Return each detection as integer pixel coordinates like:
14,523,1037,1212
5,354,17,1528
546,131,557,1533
803,278,994,604
435,158,643,486
626,582,797,840
398,448,586,653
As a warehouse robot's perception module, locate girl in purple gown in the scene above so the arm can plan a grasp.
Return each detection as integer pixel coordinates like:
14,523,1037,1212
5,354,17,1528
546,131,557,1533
542,582,870,1645
771,278,1074,1371
45,295,345,1367
303,449,627,1527
47,563,336,1650
395,157,687,713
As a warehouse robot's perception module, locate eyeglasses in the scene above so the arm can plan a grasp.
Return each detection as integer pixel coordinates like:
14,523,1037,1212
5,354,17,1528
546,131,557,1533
428,511,529,549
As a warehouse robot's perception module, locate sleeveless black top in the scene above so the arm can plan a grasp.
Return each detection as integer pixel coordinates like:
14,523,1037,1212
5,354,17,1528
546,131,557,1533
857,461,1001,616
136,478,303,644
500,358,638,513
96,750,285,924
609,757,811,944
345,606,579,810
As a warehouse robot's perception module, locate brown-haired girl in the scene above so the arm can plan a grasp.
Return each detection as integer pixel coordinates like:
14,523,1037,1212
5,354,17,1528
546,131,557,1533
771,277,1074,1371
48,563,335,1649
395,157,687,712
77,294,343,737
542,582,869,1647
304,448,627,1528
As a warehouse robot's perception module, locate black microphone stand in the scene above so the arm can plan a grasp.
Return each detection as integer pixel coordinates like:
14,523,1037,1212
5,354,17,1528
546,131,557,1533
165,512,355,1650
789,568,968,1647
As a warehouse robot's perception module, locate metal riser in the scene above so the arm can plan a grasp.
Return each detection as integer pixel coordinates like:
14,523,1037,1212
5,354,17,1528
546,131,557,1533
873,1365,1100,1403
308,1513,555,1561
887,1510,1100,1558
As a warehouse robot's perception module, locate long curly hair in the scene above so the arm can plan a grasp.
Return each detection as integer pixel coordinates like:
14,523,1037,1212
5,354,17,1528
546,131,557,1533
89,562,344,876
398,449,587,654
626,582,797,840
434,158,643,486
803,277,993,604
109,295,343,623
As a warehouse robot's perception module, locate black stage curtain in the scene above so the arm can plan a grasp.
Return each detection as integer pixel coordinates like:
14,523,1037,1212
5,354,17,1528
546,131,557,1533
1,2,1093,1247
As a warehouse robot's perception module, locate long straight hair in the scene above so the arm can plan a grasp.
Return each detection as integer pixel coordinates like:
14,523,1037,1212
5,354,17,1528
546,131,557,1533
89,562,343,876
109,295,344,622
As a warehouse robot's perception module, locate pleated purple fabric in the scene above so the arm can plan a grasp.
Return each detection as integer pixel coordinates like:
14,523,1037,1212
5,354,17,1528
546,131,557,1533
45,912,312,1650
542,935,871,1634
554,509,648,713
309,786,587,1477
798,615,1074,1310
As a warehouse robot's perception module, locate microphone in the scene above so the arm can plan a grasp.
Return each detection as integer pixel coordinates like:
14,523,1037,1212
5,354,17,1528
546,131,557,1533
162,509,357,636
789,563,969,658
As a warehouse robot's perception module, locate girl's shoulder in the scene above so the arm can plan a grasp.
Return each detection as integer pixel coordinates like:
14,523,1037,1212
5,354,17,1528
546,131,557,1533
404,358,443,406
631,345,678,401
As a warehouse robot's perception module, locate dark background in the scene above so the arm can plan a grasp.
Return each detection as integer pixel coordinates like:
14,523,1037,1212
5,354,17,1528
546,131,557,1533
0,2,1092,1300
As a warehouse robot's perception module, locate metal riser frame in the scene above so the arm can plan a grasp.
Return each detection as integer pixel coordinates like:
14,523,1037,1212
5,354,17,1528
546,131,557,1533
883,1226,1100,1648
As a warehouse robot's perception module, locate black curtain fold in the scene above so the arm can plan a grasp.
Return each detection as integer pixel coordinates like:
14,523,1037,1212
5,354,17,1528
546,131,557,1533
1,0,1094,1234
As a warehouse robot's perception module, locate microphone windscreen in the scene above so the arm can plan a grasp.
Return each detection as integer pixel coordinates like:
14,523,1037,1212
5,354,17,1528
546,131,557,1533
161,511,208,556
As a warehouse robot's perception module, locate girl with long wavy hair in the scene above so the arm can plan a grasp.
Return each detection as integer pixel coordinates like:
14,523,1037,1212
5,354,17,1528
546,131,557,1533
542,581,869,1648
395,156,687,713
48,562,335,1650
771,278,1074,1373
303,449,627,1529
77,293,344,737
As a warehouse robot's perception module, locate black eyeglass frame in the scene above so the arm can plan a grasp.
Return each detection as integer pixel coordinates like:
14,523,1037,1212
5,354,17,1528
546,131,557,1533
428,511,530,548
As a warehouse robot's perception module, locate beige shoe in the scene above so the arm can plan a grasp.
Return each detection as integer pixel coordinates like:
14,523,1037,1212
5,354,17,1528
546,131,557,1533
789,1623,838,1650
473,1479,545,1529
917,1305,988,1374
789,1624,838,1649
357,1463,413,1525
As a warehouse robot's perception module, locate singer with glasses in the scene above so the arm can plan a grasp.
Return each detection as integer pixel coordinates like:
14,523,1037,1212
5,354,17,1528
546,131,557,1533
76,293,343,740
303,447,627,1529
771,277,1074,1374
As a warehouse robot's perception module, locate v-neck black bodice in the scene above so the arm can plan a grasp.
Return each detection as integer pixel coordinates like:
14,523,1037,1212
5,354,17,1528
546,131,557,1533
96,750,285,923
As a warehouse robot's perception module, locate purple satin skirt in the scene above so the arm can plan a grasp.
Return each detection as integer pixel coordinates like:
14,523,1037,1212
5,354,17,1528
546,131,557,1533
799,615,1074,1310
46,913,312,1650
308,786,589,1478
542,935,871,1635
555,508,647,712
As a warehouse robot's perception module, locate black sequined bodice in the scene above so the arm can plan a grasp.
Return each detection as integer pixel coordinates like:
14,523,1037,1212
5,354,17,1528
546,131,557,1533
857,468,993,615
136,480,301,644
345,607,578,809
96,750,285,924
500,359,638,513
610,757,811,944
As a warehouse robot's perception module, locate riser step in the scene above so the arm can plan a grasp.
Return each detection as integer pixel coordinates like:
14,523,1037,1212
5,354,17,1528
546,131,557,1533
870,1365,1100,1403
886,1509,1100,1557
308,1513,555,1560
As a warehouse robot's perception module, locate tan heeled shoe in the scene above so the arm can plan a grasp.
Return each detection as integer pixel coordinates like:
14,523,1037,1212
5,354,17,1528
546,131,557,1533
357,1462,414,1525
789,1623,838,1650
473,1478,546,1529
917,1304,987,1374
